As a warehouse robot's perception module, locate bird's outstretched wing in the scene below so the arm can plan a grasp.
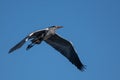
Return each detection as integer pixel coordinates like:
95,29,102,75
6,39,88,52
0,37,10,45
9,29,47,53
45,34,85,71
9,36,29,53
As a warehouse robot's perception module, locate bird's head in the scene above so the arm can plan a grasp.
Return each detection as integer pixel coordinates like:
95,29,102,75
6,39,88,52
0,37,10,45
49,26,63,30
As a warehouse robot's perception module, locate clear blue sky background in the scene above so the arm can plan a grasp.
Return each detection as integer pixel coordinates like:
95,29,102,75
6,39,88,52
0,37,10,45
0,0,120,80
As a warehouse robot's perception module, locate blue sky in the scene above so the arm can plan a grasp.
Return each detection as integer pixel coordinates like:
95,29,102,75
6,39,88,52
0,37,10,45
0,0,120,80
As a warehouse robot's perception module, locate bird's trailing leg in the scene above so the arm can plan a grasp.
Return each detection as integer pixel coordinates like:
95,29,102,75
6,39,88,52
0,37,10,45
26,43,35,50
26,39,43,50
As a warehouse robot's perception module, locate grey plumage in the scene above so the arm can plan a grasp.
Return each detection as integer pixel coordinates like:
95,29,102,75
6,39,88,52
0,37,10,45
9,26,85,71
45,34,85,70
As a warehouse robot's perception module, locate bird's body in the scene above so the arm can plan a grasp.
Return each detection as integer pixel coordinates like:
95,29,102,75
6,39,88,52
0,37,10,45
9,26,85,71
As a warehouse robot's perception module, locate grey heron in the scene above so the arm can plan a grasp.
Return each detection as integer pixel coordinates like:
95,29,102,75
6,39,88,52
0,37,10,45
9,26,85,71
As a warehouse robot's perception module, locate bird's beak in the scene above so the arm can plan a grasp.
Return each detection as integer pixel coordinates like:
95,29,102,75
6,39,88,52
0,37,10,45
56,26,63,29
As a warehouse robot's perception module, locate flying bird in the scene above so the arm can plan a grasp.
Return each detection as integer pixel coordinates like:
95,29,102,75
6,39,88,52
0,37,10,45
9,26,85,71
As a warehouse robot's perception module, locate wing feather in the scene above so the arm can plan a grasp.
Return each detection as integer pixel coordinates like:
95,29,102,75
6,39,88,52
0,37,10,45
45,34,85,71
9,29,47,53
9,36,29,53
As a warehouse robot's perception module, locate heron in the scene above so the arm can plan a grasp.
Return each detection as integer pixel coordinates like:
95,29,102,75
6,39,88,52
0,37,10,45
9,26,85,71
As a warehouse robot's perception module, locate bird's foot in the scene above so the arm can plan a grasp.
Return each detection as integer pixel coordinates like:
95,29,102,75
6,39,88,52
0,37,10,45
26,44,34,50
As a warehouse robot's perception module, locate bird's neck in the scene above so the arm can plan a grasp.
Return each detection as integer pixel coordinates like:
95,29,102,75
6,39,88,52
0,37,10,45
44,29,55,40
